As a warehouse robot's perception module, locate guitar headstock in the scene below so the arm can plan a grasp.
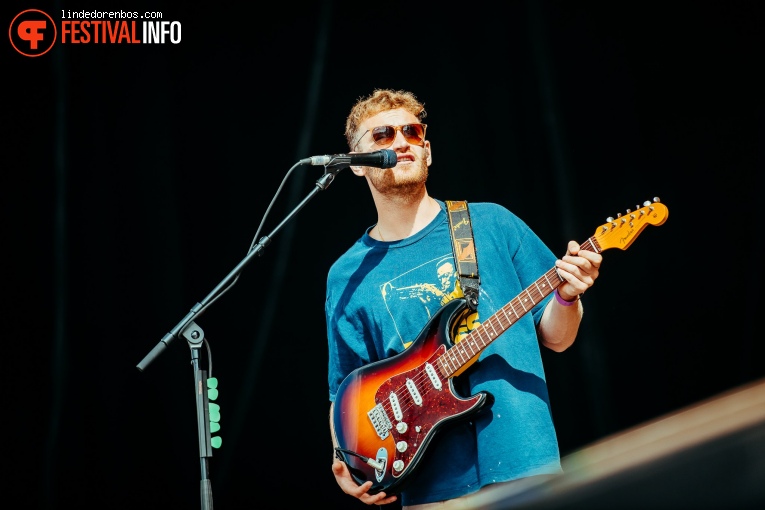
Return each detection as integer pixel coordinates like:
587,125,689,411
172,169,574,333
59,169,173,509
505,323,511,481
593,198,668,252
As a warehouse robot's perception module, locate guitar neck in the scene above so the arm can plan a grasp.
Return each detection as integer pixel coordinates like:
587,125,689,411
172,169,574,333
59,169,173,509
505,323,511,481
437,236,600,378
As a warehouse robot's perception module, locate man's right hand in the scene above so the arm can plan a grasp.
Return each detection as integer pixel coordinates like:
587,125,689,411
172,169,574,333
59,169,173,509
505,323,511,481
331,458,398,506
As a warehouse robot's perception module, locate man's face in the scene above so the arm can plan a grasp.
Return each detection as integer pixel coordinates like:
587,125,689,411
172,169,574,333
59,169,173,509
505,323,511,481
351,108,432,196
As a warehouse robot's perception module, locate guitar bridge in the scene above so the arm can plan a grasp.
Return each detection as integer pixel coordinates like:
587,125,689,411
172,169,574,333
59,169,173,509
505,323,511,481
367,403,393,440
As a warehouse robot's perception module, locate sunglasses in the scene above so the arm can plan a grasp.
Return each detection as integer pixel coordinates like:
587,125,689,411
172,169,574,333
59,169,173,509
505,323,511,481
354,123,427,149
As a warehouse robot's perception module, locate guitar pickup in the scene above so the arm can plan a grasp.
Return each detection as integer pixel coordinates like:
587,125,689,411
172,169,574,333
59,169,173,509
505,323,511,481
406,378,423,406
389,392,403,421
425,363,442,390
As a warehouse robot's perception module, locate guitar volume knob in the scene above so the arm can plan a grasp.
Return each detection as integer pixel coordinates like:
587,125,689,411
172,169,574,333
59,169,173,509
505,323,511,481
392,460,405,472
396,441,408,452
396,422,408,433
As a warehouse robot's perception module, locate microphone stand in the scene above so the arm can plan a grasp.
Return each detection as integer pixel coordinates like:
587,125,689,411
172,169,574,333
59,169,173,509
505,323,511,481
136,164,345,510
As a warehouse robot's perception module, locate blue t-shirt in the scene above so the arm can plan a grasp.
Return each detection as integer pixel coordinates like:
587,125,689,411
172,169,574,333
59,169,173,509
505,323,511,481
326,200,563,505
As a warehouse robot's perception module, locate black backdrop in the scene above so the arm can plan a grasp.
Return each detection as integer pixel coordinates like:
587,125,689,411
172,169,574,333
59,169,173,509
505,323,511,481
5,1,764,508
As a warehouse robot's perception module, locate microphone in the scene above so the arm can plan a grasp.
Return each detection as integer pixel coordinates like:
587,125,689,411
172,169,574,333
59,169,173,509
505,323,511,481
301,149,397,169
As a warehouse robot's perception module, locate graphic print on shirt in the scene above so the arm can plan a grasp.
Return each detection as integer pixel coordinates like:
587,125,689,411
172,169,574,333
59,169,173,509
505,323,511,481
380,254,480,349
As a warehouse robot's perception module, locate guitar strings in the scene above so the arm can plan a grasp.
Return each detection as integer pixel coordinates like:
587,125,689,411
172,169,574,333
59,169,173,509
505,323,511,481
374,216,656,423
376,237,600,421
380,280,547,415
377,268,560,419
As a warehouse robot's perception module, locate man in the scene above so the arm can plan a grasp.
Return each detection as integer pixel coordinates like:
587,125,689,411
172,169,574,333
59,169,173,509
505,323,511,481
326,89,601,508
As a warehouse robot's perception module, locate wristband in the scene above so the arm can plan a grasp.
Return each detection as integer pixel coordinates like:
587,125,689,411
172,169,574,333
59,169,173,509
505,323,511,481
554,288,578,306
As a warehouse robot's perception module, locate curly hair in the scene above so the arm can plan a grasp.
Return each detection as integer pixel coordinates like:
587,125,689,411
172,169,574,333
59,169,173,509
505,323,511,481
345,89,427,149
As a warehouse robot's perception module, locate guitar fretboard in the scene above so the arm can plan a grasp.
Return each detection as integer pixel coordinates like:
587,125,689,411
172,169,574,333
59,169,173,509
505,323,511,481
436,237,600,377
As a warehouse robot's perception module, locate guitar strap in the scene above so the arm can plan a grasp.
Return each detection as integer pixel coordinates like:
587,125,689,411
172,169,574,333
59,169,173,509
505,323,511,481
445,200,480,312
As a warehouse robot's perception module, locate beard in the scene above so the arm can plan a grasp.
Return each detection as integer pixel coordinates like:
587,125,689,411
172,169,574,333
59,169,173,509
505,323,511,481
366,157,429,200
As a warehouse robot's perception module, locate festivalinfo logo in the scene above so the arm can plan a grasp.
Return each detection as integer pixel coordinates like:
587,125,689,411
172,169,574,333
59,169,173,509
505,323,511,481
9,8,182,57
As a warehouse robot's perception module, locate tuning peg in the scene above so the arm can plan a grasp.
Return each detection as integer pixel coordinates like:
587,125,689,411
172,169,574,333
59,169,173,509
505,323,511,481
643,197,661,207
641,197,661,212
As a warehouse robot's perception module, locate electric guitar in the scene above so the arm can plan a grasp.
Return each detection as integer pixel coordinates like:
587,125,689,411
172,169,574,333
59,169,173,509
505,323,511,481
332,198,669,495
